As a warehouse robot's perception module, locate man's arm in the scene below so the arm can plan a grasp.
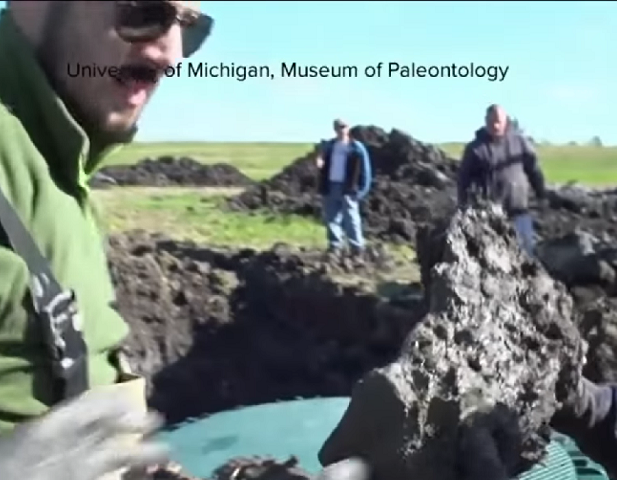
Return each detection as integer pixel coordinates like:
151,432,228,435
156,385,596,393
457,144,478,207
355,141,372,199
520,136,546,200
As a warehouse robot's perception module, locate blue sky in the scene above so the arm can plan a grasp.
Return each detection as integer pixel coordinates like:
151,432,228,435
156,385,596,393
1,1,615,144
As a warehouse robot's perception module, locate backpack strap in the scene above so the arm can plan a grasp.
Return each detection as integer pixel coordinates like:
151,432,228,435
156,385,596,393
0,185,88,402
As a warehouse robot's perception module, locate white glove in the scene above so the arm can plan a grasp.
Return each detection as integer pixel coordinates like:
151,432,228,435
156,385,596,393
0,388,168,480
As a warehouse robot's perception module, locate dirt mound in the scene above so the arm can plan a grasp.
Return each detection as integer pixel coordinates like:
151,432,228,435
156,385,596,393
94,156,255,187
228,126,459,243
318,206,585,480
228,126,617,245
108,231,424,424
539,184,617,240
537,230,617,385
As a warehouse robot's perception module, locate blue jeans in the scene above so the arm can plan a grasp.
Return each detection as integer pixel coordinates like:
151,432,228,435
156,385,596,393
323,182,364,250
512,213,535,256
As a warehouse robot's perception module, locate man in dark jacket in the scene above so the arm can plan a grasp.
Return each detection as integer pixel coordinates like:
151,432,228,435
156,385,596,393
457,104,546,256
316,119,372,257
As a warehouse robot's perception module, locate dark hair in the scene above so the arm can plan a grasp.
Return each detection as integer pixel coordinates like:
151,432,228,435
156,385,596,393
485,104,502,116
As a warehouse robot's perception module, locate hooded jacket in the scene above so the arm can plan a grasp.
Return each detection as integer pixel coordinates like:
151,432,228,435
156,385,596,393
457,125,546,216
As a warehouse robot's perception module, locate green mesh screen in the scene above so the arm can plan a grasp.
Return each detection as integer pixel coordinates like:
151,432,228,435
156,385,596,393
158,397,609,480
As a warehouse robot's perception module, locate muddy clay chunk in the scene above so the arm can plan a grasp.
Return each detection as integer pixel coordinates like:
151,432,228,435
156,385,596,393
318,206,587,480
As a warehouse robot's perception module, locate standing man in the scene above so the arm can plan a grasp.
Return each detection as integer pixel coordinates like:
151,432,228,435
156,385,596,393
457,104,546,256
0,1,212,478
316,119,372,258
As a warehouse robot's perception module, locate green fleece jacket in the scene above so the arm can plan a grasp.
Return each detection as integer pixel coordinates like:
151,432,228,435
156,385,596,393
0,10,130,432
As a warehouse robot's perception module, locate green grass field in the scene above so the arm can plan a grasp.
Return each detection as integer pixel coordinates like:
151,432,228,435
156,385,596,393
95,187,325,249
96,141,617,250
107,141,617,185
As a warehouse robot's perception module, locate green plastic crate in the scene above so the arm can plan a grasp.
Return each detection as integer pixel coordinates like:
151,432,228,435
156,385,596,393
517,432,608,480
159,398,610,480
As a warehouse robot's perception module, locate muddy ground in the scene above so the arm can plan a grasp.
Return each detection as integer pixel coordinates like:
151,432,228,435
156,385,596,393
91,156,255,188
98,127,617,478
109,222,617,429
228,126,617,245
110,231,424,424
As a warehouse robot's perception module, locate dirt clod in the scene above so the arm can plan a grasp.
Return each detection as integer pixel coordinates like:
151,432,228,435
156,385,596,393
317,206,586,480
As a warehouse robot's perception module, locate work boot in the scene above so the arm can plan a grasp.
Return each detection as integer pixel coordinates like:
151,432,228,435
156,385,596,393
324,246,342,263
349,246,365,267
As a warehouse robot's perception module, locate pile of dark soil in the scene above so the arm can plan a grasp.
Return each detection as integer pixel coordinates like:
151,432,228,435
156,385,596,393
318,206,585,480
228,126,459,243
537,230,617,384
228,126,617,245
108,231,423,424
92,156,255,187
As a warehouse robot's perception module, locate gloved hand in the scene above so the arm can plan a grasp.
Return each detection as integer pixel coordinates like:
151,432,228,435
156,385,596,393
550,378,617,479
457,379,617,480
457,400,523,480
0,388,168,480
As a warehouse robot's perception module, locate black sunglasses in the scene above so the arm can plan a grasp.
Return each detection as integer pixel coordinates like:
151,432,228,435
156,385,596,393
115,1,214,58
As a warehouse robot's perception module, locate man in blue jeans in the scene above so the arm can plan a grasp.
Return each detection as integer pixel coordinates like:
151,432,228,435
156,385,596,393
316,119,372,257
457,104,546,256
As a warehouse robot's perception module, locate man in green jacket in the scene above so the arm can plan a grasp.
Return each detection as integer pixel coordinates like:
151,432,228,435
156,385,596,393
0,1,212,478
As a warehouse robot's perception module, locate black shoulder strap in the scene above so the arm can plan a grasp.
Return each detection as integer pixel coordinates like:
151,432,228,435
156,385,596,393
0,185,89,401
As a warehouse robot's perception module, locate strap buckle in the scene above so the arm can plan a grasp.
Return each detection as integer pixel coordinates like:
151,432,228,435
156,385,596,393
39,288,86,380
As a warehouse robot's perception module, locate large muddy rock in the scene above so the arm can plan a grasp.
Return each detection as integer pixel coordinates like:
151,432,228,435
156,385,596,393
95,156,255,187
318,206,586,480
107,231,424,424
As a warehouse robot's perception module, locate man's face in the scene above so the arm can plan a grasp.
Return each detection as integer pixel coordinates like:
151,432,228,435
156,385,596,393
36,1,201,141
334,123,348,139
485,108,508,138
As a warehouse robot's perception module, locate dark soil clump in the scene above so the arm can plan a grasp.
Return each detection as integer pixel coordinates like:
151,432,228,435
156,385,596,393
318,206,586,480
93,156,255,187
537,230,617,385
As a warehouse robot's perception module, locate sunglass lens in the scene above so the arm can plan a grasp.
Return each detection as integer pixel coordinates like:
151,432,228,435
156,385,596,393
182,14,214,58
116,1,213,58
116,1,174,42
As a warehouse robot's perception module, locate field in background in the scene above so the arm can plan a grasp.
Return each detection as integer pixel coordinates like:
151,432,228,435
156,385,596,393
97,141,617,250
107,141,617,185
95,187,325,249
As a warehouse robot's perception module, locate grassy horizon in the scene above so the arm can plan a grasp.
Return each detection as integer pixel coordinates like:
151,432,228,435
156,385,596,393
107,141,617,185
96,139,617,250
